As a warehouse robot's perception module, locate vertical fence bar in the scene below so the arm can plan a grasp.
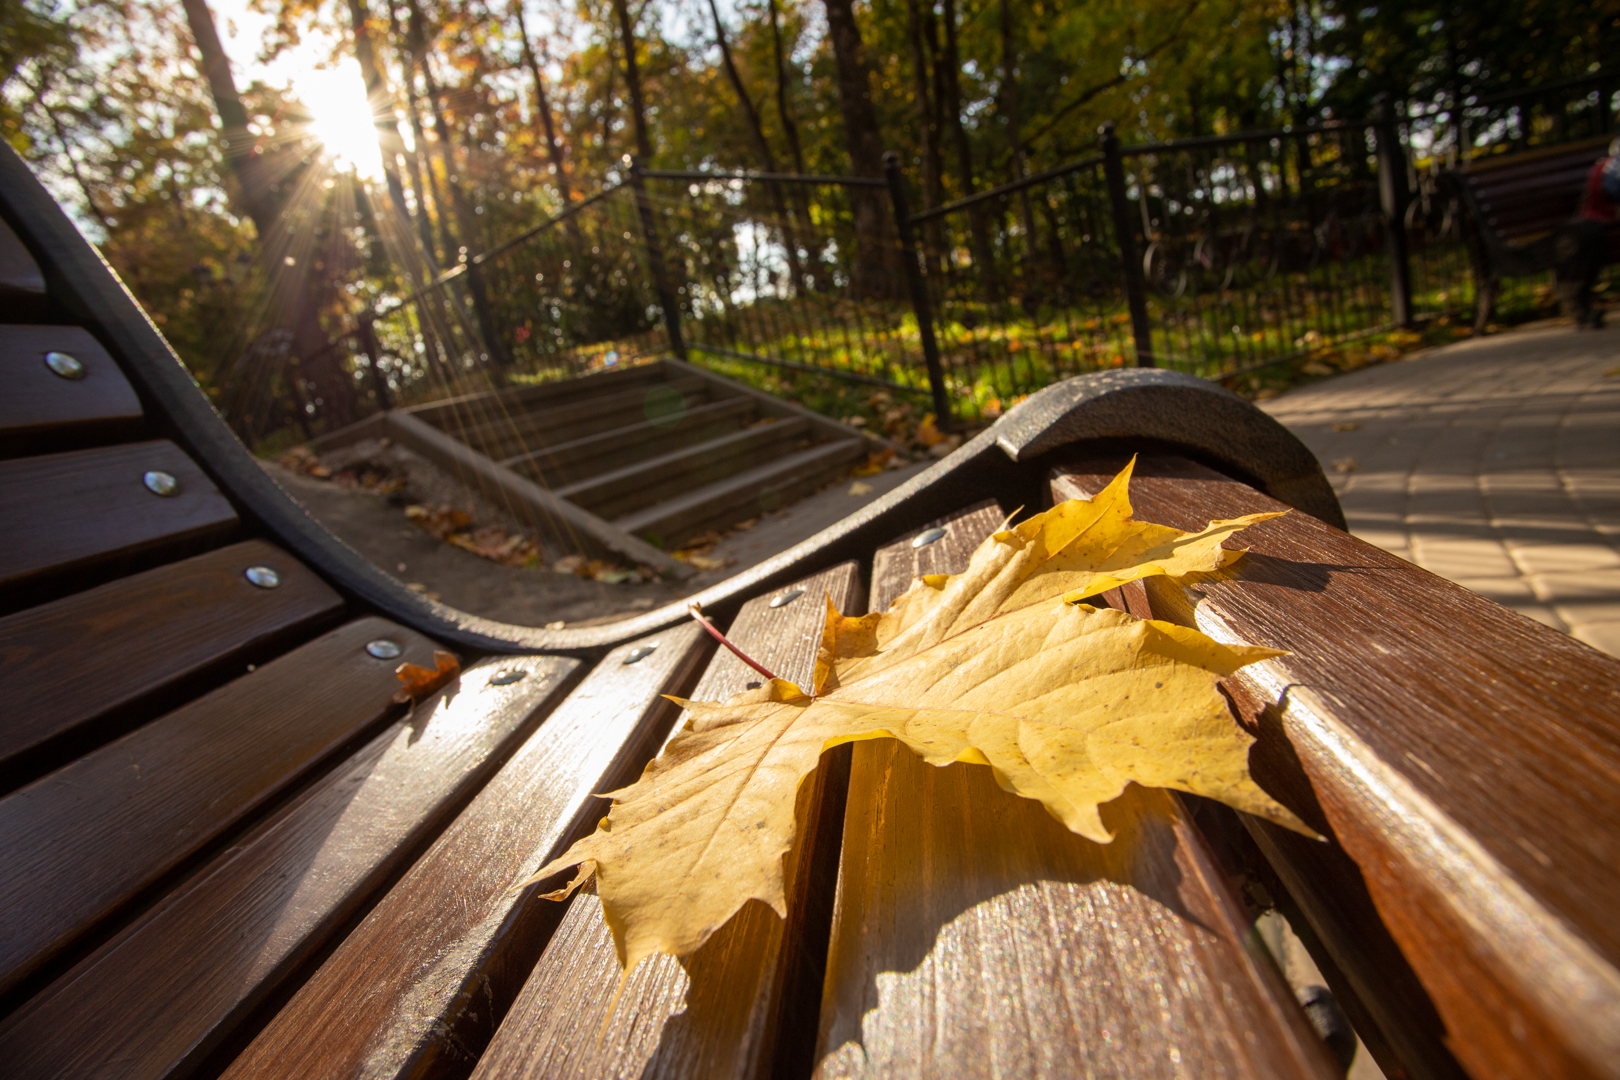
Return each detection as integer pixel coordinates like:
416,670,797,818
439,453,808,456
1375,95,1415,328
1100,123,1155,367
357,317,392,411
883,151,953,426
463,260,511,379
629,158,688,360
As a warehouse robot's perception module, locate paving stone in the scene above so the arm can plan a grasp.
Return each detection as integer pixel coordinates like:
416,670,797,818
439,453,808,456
1263,319,1620,657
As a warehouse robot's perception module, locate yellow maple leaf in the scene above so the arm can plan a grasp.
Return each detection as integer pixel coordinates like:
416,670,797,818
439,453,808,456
525,459,1307,973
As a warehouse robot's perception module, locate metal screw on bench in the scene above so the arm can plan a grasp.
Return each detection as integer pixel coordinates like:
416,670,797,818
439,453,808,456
244,566,281,589
365,639,403,660
912,526,947,548
769,588,804,608
490,668,527,685
143,470,179,496
44,351,85,379
624,643,658,664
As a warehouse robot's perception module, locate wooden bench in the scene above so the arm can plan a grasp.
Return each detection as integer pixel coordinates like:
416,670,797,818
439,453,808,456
4,139,1619,1080
1442,135,1617,329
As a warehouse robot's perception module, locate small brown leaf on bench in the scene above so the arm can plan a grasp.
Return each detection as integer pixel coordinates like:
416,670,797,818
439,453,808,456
393,650,461,703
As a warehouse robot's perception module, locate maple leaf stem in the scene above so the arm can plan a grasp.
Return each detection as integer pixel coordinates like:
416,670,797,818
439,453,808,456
687,602,779,682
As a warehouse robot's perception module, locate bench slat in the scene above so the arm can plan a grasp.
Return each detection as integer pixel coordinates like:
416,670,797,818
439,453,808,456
0,539,343,785
813,503,1336,1079
0,616,441,997
869,499,1003,610
0,217,45,296
0,326,143,456
216,626,705,1080
472,564,865,1080
0,654,578,1080
1052,453,1620,1080
0,440,238,607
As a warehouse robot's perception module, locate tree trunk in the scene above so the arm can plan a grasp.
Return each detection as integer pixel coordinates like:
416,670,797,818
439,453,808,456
611,0,653,161
179,0,355,426
999,0,1038,298
512,0,574,212
767,0,818,276
822,0,898,299
906,0,947,274
705,0,806,292
940,0,996,296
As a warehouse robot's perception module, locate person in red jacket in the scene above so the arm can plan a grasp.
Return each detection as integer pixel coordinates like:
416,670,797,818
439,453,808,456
1556,138,1620,328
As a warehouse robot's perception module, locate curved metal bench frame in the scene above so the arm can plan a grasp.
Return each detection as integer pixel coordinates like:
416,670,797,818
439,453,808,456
0,144,1342,656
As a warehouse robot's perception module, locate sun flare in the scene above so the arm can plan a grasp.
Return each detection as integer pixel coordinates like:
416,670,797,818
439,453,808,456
294,57,386,180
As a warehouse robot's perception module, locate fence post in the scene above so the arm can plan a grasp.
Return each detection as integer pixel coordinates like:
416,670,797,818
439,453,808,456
1374,94,1415,328
357,316,392,411
463,260,512,380
1100,123,1155,367
628,157,688,360
883,151,953,427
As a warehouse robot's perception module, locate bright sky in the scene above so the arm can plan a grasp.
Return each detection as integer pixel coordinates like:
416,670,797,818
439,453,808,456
208,0,386,178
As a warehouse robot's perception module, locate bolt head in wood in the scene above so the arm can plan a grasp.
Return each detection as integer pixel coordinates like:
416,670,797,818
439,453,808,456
244,566,281,589
366,639,403,659
912,526,947,548
623,644,658,665
769,588,804,608
489,668,527,685
44,351,86,379
143,470,179,496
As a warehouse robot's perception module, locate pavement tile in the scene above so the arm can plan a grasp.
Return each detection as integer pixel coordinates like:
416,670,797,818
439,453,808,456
1409,537,1520,579
1571,622,1620,657
1508,543,1620,575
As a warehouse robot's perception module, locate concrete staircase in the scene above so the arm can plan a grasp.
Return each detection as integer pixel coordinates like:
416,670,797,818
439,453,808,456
325,359,881,575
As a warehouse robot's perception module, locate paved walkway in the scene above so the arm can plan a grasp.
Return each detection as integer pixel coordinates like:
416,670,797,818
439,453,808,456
1263,320,1620,657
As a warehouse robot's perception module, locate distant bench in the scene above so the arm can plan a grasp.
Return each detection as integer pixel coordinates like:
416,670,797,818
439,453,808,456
1443,135,1618,329
3,138,1620,1080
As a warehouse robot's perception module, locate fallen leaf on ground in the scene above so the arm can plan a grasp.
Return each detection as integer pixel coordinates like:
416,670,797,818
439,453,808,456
1332,421,1361,432
526,459,1305,973
1332,457,1358,474
393,650,460,703
848,480,874,496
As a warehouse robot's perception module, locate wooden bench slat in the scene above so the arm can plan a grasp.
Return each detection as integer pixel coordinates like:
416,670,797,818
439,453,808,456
868,499,1004,610
1052,453,1620,1080
0,326,143,455
0,653,578,1080
0,539,343,785
0,216,45,296
215,626,705,1080
471,564,865,1080
813,502,1336,1079
0,440,237,607
0,616,441,997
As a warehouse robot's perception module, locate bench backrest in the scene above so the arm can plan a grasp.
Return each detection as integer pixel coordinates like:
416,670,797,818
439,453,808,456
1451,135,1610,242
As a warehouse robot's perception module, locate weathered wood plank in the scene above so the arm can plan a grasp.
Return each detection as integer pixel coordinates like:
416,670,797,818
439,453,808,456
380,410,688,577
1052,453,1620,1080
502,397,754,486
615,439,866,548
0,326,143,456
454,376,710,461
218,626,707,1080
0,539,343,786
472,563,865,1080
405,360,669,431
0,440,237,606
559,419,811,517
868,499,1003,611
812,503,1336,1080
0,654,578,1080
0,617,441,997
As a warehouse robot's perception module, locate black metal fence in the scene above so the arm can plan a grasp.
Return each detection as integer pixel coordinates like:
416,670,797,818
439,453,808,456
267,73,1614,436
